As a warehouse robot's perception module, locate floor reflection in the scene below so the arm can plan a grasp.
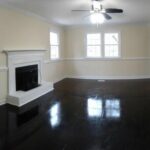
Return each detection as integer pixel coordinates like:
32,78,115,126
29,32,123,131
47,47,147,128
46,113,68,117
49,103,61,128
105,99,120,118
87,98,103,117
87,98,121,119
17,105,39,126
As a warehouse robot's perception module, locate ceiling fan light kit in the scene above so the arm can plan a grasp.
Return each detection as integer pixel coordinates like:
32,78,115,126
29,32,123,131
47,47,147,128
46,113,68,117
90,13,105,24
72,0,123,25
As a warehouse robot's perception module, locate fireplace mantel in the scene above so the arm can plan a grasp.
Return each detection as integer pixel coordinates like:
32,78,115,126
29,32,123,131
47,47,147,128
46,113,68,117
3,49,47,53
5,49,53,107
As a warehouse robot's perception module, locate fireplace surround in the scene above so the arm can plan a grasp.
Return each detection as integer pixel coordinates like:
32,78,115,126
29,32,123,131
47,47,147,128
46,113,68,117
4,50,53,107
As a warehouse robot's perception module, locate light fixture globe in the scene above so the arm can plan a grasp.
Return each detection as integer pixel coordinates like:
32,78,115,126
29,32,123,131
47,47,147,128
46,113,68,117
90,13,105,24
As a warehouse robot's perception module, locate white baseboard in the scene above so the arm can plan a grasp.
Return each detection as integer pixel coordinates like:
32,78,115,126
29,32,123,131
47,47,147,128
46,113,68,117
52,76,66,84
51,75,150,81
66,75,150,80
0,99,6,105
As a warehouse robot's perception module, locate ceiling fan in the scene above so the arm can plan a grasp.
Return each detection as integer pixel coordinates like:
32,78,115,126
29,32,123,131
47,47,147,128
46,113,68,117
72,0,123,24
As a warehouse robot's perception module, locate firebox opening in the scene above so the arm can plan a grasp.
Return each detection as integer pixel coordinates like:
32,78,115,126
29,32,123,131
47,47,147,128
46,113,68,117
15,65,40,91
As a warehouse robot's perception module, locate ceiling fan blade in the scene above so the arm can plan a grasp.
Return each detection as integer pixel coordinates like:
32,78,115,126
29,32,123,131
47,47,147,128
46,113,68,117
105,8,123,13
83,12,95,18
72,10,90,12
102,13,112,20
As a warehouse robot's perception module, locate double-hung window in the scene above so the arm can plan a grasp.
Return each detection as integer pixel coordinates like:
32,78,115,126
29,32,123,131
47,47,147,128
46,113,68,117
50,32,59,59
86,32,120,58
104,33,120,58
87,33,101,58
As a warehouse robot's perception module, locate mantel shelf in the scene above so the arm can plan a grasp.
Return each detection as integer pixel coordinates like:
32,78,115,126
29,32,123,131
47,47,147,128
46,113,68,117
3,49,47,54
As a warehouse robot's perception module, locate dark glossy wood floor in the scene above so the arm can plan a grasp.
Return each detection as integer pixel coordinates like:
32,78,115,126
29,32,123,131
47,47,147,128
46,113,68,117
1,78,150,150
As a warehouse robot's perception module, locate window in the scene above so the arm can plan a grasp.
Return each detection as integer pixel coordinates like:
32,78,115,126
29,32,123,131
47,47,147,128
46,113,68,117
87,33,101,58
86,32,120,58
50,32,59,59
104,33,120,57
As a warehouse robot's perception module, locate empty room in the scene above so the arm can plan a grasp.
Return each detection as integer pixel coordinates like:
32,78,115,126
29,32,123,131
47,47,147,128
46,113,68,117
0,0,150,149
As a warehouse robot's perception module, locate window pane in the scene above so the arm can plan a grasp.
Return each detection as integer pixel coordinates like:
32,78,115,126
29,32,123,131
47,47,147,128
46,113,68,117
87,46,101,57
50,32,59,45
87,34,101,45
51,46,59,59
105,45,119,57
105,33,119,45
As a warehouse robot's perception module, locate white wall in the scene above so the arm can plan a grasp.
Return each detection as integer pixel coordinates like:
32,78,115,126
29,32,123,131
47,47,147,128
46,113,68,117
64,25,149,79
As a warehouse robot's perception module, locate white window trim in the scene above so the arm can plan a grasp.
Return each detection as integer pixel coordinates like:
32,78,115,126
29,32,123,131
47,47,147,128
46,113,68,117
85,31,121,59
49,31,60,60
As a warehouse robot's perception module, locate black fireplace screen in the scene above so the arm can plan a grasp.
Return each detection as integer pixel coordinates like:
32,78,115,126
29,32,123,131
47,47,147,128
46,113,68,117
15,65,39,91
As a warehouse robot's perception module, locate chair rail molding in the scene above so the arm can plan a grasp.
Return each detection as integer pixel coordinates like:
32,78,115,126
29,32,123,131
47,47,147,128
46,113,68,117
0,66,8,72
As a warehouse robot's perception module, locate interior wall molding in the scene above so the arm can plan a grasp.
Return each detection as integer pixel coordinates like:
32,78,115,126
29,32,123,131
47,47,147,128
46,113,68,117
3,49,47,53
44,59,65,64
64,57,150,61
44,57,150,63
0,66,8,72
66,75,150,80
1,56,150,71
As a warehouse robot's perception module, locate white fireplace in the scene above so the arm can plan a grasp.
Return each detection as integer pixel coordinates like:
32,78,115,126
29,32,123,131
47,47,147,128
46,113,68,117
4,50,53,107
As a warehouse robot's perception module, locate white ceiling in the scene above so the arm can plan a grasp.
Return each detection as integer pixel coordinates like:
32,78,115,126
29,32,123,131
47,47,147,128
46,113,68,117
0,0,150,26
